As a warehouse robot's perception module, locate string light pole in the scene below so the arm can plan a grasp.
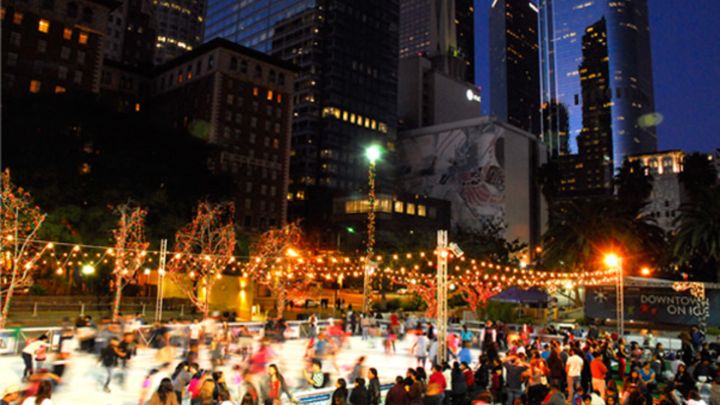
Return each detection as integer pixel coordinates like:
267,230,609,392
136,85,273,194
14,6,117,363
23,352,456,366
604,253,623,336
436,230,449,364
363,144,382,314
155,239,167,322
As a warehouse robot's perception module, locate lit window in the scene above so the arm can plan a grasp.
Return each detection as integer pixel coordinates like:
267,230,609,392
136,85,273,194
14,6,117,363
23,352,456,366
38,19,50,33
378,122,388,133
54,86,66,94
29,80,41,93
13,11,23,25
63,28,72,40
287,192,293,201
342,111,348,121
266,89,273,100
406,203,416,215
78,32,88,44
134,103,141,112
417,205,426,217
357,115,363,126
365,117,370,128
253,87,259,97
350,113,356,124
276,93,282,103
371,120,377,130
296,191,305,200
394,201,404,213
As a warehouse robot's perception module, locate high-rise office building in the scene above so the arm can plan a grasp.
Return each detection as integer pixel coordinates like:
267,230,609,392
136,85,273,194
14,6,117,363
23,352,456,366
399,0,475,82
556,17,613,196
104,0,157,67
153,0,205,64
151,38,296,230
539,0,657,164
204,0,399,234
489,0,540,135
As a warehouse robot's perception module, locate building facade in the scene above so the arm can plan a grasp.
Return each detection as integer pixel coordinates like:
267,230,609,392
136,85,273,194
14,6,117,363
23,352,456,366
152,0,205,64
627,150,686,233
150,38,296,230
398,0,475,82
104,0,156,67
489,0,540,135
397,117,547,249
539,0,656,163
398,55,481,130
204,0,399,237
331,193,451,251
2,0,118,97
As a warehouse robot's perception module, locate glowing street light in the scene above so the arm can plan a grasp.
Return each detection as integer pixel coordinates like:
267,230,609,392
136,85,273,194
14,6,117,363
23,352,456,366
640,267,652,277
603,253,621,268
365,144,382,164
81,264,96,275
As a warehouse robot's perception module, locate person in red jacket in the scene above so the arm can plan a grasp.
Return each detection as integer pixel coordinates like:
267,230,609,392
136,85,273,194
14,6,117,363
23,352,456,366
426,364,447,405
461,362,475,394
590,352,608,398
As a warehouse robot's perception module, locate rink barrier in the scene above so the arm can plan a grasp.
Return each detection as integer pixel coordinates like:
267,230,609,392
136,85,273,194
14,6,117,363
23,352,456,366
0,319,334,355
292,382,393,405
0,319,682,356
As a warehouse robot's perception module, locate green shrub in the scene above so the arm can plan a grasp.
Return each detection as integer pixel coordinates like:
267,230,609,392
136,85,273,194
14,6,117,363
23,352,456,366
28,285,48,296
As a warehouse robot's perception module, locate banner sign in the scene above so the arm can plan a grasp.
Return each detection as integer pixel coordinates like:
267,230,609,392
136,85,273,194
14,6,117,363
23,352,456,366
585,286,720,326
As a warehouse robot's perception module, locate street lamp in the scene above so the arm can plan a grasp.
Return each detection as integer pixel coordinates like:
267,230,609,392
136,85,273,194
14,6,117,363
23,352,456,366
363,144,382,314
603,252,623,336
81,264,96,275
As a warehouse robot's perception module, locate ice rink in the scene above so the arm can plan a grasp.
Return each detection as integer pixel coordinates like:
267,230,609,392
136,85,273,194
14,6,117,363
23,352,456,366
0,335,480,405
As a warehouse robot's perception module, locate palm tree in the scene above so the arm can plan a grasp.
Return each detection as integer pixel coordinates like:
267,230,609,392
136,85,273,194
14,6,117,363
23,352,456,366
673,186,720,281
542,198,665,273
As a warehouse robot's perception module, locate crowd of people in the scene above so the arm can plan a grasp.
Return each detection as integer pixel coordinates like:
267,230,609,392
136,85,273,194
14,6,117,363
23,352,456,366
3,311,720,405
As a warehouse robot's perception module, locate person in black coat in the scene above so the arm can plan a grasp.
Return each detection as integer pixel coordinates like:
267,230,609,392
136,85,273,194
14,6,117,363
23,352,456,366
450,362,469,405
333,378,350,405
386,376,410,405
368,368,381,405
349,378,370,405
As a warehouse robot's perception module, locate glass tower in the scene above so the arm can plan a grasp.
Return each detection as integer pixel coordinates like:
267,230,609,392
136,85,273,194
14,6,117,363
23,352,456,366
539,0,656,165
489,0,540,134
204,0,399,230
398,0,475,82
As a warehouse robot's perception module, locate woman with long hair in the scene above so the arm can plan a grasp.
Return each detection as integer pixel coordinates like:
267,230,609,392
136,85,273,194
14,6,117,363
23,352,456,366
265,364,293,405
148,378,180,405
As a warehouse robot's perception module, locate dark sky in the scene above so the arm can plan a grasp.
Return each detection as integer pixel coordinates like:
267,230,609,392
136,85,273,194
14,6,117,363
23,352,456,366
474,0,720,153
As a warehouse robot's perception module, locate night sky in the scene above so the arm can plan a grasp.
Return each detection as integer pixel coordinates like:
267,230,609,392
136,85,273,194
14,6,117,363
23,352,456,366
474,0,720,153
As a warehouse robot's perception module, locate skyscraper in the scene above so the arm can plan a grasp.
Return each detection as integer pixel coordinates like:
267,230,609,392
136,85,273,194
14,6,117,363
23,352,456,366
539,0,657,164
153,0,205,64
104,0,157,67
489,0,540,134
399,0,475,82
204,0,398,233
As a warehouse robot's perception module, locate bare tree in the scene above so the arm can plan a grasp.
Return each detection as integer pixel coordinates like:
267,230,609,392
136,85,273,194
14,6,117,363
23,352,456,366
166,202,236,319
0,170,48,327
111,203,149,320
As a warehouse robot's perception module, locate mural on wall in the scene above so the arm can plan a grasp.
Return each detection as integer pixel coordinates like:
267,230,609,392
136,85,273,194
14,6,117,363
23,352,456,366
398,121,505,232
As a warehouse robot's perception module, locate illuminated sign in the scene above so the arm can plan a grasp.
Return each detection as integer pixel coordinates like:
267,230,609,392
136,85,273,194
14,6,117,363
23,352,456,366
465,89,481,103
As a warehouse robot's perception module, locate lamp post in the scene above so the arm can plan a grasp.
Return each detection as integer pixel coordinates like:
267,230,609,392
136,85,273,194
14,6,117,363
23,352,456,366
604,253,623,336
363,144,382,314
